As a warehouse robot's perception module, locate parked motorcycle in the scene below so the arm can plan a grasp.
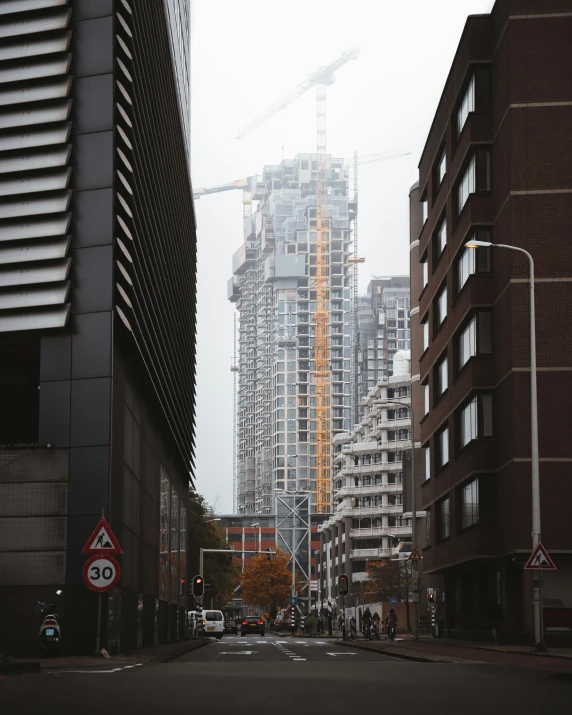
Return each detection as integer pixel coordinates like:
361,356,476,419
37,590,62,655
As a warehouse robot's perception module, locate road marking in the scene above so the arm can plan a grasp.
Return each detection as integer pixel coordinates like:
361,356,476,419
326,652,357,657
292,658,306,661
220,651,257,655
49,664,144,674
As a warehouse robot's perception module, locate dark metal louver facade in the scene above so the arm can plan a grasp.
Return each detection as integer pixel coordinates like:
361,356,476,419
0,0,72,332
0,0,196,656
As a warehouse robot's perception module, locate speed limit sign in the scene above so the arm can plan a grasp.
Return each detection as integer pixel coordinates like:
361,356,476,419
82,555,121,592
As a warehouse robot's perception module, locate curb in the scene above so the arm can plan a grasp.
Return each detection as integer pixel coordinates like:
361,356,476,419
333,640,452,663
0,661,42,675
152,639,210,663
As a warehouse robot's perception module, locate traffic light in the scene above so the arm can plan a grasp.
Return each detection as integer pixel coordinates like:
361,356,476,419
192,575,205,599
180,577,186,597
427,588,435,605
338,574,349,596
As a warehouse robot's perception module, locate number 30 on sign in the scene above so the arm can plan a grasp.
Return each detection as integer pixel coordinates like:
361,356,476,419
82,555,121,592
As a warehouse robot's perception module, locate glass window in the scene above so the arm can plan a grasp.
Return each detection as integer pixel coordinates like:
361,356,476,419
460,393,493,447
459,317,476,368
437,426,449,468
437,148,446,185
457,237,491,292
457,156,475,214
438,497,450,540
422,199,428,224
457,73,475,136
437,217,447,256
436,355,448,398
424,445,430,481
423,320,429,351
424,383,430,416
422,259,428,289
462,478,479,528
436,286,447,326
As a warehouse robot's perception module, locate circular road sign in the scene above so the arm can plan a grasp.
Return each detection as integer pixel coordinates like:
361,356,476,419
390,596,398,606
83,555,121,593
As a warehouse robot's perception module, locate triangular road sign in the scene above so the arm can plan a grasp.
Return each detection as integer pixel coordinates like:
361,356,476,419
524,542,556,571
82,517,123,555
408,549,422,561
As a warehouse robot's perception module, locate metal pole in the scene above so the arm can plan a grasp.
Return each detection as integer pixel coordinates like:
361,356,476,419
526,250,544,652
199,547,203,579
95,592,102,655
493,244,543,651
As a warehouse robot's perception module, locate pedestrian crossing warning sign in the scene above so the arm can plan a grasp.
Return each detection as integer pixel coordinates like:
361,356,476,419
524,542,556,571
407,549,422,561
82,517,123,555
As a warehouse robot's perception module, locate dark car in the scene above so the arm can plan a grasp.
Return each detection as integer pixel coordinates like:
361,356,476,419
241,616,265,636
224,618,238,635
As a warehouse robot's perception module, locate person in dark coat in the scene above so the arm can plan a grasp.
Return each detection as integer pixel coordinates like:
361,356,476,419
489,601,503,644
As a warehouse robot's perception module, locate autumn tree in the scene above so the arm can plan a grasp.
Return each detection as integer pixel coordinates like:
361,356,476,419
240,550,300,618
365,559,413,631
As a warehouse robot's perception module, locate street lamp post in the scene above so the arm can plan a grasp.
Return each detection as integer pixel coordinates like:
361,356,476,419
372,396,419,640
466,239,544,651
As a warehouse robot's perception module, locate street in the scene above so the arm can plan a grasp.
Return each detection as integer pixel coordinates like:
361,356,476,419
2,636,571,715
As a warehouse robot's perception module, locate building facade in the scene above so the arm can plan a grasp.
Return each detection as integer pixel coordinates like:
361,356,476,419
318,361,413,609
412,0,572,641
0,0,196,655
217,509,326,615
229,155,355,515
357,277,411,407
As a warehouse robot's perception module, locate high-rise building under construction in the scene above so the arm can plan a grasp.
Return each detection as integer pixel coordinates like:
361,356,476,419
229,154,355,514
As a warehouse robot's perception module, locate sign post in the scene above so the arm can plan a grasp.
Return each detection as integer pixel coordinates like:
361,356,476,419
82,511,123,656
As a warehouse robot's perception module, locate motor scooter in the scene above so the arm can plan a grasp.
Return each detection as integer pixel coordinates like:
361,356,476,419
37,590,62,655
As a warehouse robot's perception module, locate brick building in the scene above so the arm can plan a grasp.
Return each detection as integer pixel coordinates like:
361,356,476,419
410,0,572,642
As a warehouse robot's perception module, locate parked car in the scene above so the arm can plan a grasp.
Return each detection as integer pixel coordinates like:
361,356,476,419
241,616,265,636
224,617,238,635
203,610,224,639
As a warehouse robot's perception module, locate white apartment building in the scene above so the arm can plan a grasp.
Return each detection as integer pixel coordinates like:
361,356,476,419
318,352,413,601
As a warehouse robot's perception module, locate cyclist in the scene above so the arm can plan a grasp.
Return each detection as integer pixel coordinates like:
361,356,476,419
385,608,397,642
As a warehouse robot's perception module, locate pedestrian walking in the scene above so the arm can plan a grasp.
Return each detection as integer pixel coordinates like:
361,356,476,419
488,601,503,645
385,608,397,642
349,615,357,640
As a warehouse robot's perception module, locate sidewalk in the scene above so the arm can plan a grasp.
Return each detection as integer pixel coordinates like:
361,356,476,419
335,636,572,672
0,638,210,674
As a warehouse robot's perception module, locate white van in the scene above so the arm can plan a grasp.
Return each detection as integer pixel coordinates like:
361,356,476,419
203,609,224,639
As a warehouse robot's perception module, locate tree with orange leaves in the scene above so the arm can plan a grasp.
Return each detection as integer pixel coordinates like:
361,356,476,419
240,549,301,618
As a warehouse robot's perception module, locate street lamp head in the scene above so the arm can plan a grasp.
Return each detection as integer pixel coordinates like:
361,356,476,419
206,518,221,523
465,240,492,248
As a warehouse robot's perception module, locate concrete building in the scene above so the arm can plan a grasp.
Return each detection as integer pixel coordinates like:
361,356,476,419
229,155,355,515
217,510,326,615
411,0,572,642
0,0,196,655
318,356,413,612
357,277,411,407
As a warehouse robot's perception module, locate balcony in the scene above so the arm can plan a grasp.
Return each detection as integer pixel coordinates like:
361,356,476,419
349,526,412,538
335,484,403,498
341,462,402,476
342,440,378,454
352,572,370,583
350,547,401,559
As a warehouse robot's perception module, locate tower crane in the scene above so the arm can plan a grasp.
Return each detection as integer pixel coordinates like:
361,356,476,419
235,47,360,140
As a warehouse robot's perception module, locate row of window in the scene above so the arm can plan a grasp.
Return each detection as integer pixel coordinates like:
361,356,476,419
423,392,493,477
423,310,492,414
432,474,494,542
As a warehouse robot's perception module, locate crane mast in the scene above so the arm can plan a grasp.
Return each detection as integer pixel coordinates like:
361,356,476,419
314,83,330,514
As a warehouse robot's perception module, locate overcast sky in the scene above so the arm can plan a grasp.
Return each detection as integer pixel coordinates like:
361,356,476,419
190,0,494,513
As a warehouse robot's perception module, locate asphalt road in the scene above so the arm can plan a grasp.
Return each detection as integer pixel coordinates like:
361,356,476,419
2,635,571,714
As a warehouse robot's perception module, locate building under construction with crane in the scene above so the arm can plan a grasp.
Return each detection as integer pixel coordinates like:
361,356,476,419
228,155,355,515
